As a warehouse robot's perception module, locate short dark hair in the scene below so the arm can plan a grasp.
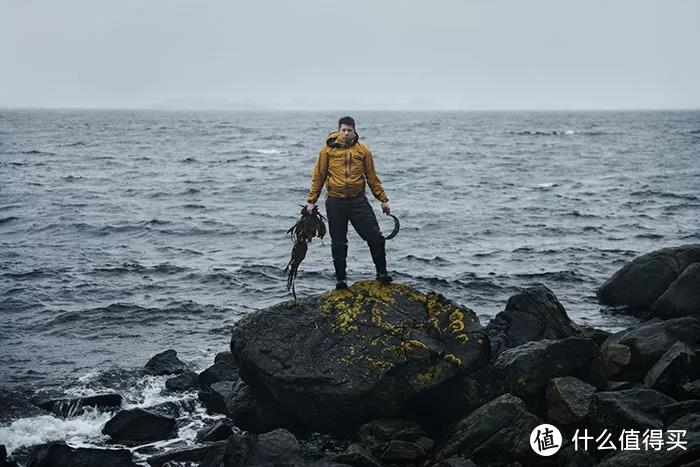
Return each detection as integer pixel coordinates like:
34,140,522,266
338,116,356,129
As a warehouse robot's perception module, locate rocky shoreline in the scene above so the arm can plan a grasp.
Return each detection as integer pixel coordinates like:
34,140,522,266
2,244,699,466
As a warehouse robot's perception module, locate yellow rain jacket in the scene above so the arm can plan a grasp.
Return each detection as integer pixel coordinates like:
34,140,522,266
307,131,388,204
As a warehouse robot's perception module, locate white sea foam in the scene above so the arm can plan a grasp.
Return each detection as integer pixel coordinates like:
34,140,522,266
254,148,284,154
0,408,113,455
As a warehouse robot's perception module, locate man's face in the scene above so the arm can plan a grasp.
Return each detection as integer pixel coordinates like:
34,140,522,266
339,124,356,140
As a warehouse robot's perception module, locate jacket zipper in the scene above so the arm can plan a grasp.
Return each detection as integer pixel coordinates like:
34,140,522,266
344,151,349,195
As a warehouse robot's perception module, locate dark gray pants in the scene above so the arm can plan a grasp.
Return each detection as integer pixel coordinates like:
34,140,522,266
325,195,387,281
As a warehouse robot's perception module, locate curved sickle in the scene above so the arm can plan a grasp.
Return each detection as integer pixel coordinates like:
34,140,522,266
384,214,400,240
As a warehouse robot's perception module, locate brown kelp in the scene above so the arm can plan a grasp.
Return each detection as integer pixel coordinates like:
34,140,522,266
285,205,326,300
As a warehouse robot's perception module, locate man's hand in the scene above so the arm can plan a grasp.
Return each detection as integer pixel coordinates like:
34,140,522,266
381,202,391,215
306,202,316,214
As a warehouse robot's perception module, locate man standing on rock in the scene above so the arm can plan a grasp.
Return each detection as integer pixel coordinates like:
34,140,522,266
306,116,392,290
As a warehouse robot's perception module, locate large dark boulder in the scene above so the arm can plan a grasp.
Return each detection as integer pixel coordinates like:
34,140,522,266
165,370,199,392
225,379,293,434
431,394,541,465
102,408,177,443
600,317,700,381
26,442,136,467
486,284,580,359
222,428,301,466
196,419,236,443
230,281,489,435
545,376,597,427
589,388,676,435
147,441,227,467
32,393,122,417
597,244,700,312
494,337,598,398
354,419,433,463
144,349,185,376
198,361,239,388
652,263,700,320
198,381,236,416
643,341,700,397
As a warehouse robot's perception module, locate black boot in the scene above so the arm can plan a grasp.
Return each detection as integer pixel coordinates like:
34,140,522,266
369,241,391,283
376,272,393,284
333,258,348,290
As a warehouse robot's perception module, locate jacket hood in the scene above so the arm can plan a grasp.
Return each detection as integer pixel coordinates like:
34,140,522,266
326,130,359,149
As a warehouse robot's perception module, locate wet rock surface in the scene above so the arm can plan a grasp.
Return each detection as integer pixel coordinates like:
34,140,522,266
26,441,137,467
144,349,186,376
230,280,489,435
597,244,700,313
102,408,177,444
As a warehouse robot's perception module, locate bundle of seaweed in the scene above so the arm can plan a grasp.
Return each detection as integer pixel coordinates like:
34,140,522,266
285,205,326,300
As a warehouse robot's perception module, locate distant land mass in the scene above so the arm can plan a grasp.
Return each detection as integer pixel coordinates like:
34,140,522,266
147,97,446,111
148,97,269,110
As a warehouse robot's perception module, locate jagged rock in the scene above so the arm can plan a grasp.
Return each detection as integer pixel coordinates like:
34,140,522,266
215,351,237,366
355,419,431,461
431,457,477,467
165,370,198,391
102,408,177,443
144,349,185,375
679,379,700,400
652,262,700,320
494,337,598,398
597,244,700,312
600,343,632,377
457,364,508,416
196,419,236,443
26,442,136,467
486,285,580,359
147,441,227,467
32,393,122,418
573,354,609,390
199,361,239,388
605,381,638,391
546,376,597,426
222,428,301,466
381,439,426,462
589,388,676,435
578,326,612,347
644,342,700,397
230,281,489,435
600,317,700,381
145,398,198,418
598,411,700,466
660,400,700,425
298,432,350,462
199,381,235,416
328,443,383,467
431,394,541,465
225,378,293,434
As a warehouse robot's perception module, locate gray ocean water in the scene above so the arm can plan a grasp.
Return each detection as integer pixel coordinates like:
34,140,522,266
2,109,700,386
1,109,699,457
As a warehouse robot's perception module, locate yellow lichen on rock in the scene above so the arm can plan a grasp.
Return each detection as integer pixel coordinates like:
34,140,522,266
455,333,469,343
443,353,462,366
410,365,444,387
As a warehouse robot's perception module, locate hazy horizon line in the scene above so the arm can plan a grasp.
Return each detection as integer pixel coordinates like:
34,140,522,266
2,105,700,112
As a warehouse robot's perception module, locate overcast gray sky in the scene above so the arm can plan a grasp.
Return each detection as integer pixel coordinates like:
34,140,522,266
2,0,699,110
